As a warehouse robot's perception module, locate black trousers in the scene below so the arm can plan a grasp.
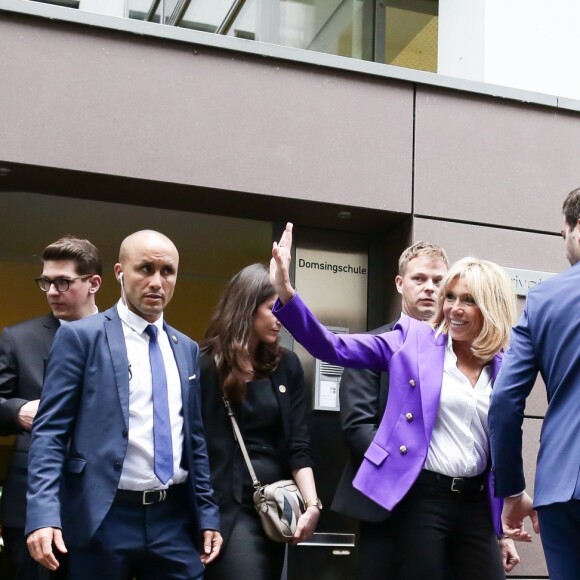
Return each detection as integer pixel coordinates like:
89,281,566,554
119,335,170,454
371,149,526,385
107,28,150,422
358,516,455,580
357,518,395,580
205,506,285,580
386,474,505,580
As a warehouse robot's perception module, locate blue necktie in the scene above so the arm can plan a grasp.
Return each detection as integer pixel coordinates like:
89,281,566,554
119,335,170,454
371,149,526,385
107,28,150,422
145,324,174,485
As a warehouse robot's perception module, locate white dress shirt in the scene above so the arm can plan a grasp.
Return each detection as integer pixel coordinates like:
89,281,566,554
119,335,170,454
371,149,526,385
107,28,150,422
424,335,492,478
116,299,187,490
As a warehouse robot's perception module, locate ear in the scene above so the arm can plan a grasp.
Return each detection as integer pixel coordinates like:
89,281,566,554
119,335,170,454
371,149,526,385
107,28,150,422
395,275,403,295
113,263,123,283
88,275,102,293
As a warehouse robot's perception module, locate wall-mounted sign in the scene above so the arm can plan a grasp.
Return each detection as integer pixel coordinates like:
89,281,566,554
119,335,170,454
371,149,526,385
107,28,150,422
295,247,368,330
295,245,368,412
503,267,556,297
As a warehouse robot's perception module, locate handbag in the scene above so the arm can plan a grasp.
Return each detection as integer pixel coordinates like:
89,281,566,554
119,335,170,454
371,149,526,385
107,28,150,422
223,396,305,543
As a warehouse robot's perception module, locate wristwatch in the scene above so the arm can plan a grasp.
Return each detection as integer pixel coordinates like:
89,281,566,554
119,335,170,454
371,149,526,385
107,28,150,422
305,498,323,510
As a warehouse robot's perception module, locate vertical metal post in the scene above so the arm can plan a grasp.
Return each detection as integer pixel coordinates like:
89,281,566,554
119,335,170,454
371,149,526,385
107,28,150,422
362,0,385,63
373,0,386,63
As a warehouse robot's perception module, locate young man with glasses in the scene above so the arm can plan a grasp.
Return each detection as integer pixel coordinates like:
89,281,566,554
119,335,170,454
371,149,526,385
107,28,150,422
0,236,102,580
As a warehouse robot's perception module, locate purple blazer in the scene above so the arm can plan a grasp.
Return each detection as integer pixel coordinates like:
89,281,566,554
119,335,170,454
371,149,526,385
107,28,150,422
274,294,503,534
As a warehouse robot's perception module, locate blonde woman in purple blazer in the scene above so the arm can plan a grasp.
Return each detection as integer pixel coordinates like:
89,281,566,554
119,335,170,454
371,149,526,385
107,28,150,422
269,224,519,580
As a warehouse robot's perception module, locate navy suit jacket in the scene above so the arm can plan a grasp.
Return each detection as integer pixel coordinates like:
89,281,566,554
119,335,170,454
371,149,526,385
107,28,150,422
490,261,580,508
0,314,59,528
25,305,219,546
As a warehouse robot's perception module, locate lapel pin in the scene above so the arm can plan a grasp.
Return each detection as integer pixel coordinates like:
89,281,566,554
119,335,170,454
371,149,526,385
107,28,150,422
172,335,178,344
279,385,287,393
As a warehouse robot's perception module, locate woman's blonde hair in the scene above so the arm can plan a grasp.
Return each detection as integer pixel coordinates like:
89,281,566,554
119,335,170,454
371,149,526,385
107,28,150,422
431,257,517,361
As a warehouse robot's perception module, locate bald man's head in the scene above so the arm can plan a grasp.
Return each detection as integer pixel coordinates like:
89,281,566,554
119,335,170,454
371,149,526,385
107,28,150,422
114,230,179,322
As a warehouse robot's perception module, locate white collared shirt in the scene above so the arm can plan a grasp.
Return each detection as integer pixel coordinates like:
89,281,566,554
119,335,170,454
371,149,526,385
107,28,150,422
116,299,187,490
423,335,492,477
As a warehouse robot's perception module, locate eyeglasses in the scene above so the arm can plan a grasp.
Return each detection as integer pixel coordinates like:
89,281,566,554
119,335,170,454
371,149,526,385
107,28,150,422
35,275,93,293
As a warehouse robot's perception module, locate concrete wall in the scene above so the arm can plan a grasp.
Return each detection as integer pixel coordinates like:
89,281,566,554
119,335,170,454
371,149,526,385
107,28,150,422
0,11,412,213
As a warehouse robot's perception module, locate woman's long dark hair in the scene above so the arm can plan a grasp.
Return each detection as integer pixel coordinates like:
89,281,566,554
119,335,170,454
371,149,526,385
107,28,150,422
201,263,282,401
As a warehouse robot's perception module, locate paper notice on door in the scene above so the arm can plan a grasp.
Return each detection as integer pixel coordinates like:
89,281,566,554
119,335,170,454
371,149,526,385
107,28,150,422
319,380,338,408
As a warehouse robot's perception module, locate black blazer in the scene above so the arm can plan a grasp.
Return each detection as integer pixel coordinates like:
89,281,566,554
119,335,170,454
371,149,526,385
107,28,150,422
0,314,59,528
200,349,314,544
331,322,394,522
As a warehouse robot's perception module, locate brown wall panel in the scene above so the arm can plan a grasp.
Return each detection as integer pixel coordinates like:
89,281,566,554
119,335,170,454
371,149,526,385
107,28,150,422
413,217,567,272
414,86,580,232
0,12,413,212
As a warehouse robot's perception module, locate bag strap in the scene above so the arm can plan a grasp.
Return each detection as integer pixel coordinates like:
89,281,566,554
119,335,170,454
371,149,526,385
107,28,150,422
222,396,262,490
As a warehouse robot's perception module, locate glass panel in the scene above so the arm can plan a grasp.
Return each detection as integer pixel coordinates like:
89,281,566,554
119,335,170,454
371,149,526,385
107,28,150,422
128,0,159,22
279,0,365,59
225,0,257,40
223,0,366,58
30,0,438,76
179,0,237,33
383,0,439,73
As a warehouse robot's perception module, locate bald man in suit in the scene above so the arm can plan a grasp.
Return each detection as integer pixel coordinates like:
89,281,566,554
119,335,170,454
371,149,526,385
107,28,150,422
26,231,221,580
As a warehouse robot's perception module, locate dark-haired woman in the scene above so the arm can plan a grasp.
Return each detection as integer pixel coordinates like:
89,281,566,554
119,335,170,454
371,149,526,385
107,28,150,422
200,263,320,580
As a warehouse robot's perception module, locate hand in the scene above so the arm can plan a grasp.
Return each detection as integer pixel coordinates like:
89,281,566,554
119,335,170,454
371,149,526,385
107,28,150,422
499,537,520,572
27,527,67,571
502,492,539,542
270,223,295,304
200,530,223,565
17,399,40,431
291,506,320,544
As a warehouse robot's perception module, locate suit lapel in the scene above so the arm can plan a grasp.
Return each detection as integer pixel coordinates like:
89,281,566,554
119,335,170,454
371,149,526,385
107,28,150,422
165,324,190,427
42,314,59,353
104,307,130,430
417,328,446,443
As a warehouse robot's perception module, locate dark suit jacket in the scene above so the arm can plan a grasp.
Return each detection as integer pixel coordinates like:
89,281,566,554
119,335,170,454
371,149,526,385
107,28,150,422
331,322,394,522
200,349,314,544
25,305,219,546
0,314,59,528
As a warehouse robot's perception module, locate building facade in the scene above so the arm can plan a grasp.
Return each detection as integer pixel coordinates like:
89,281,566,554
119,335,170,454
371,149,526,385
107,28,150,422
2,1,579,577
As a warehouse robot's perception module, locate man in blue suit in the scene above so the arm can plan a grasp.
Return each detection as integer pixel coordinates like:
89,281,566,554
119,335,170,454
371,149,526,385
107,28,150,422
489,187,580,580
25,230,222,580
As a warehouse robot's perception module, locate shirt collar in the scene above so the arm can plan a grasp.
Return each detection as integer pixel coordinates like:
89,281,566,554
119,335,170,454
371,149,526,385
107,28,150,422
445,333,456,359
116,299,164,335
445,334,491,382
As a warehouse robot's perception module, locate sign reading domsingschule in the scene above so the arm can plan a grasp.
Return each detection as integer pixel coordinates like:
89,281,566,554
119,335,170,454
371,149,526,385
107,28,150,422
298,258,367,275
